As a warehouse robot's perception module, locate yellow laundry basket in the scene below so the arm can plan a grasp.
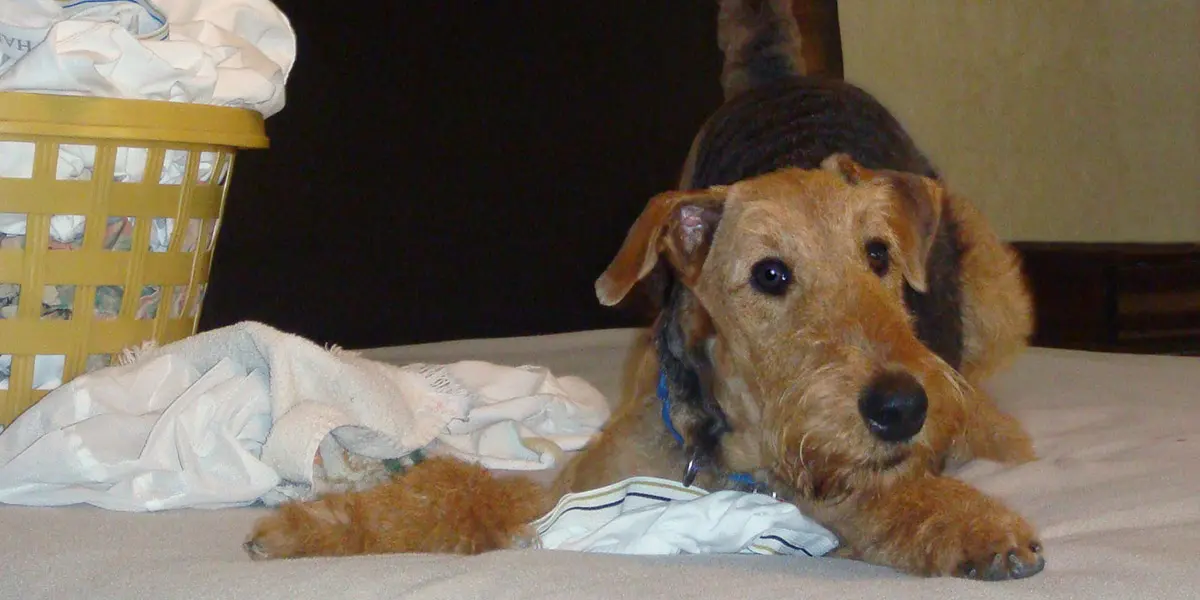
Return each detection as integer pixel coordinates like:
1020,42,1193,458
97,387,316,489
0,92,269,424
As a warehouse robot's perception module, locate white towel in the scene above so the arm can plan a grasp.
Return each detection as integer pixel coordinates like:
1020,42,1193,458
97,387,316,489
533,476,840,557
0,0,296,117
0,322,610,511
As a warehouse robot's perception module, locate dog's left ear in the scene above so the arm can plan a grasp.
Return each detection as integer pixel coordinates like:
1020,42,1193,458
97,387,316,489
822,154,945,293
596,187,728,306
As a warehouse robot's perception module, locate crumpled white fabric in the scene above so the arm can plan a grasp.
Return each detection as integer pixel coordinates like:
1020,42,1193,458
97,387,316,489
533,476,840,557
0,321,611,511
0,0,295,117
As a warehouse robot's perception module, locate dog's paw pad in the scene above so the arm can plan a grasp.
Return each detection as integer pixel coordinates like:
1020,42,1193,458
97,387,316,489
957,541,1045,581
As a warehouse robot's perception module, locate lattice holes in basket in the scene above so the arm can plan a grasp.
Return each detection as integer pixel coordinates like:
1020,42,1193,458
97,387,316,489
0,139,236,424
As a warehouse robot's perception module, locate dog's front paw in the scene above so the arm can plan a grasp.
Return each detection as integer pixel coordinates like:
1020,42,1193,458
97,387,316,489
244,514,296,561
914,490,1045,580
850,476,1045,580
243,506,324,561
947,520,1045,581
244,497,355,560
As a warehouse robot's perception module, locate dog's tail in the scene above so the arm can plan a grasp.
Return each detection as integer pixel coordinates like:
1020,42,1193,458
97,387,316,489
717,0,807,101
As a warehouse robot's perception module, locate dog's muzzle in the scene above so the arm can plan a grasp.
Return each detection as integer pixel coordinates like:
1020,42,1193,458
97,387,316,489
858,371,928,443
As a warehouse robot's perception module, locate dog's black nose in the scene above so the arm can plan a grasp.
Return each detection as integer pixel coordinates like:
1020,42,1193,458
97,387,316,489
859,371,928,442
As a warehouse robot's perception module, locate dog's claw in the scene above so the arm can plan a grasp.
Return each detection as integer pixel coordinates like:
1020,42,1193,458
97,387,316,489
1012,552,1047,580
243,539,270,561
956,545,1045,581
962,561,978,579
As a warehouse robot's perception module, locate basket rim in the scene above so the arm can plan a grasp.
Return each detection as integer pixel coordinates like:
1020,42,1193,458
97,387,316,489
0,92,269,149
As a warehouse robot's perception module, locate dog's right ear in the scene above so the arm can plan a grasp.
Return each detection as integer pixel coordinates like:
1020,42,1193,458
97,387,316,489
596,187,728,307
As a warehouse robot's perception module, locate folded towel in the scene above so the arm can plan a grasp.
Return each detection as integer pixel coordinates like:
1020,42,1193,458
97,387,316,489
0,322,610,511
533,476,839,556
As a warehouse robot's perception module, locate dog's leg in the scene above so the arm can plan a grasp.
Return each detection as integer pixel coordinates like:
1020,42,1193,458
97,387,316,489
244,457,548,559
827,476,1045,580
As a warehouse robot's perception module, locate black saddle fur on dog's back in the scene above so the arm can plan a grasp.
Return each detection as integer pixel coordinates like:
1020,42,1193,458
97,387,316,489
654,75,966,478
686,77,940,189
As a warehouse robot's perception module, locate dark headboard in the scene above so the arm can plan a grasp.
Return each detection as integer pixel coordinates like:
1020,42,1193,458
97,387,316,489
1014,243,1200,356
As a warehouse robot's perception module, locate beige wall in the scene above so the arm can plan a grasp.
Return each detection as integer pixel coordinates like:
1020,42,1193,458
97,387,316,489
837,0,1199,242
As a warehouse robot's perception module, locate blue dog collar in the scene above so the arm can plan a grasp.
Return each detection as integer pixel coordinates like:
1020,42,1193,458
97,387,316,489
657,371,686,447
657,370,765,492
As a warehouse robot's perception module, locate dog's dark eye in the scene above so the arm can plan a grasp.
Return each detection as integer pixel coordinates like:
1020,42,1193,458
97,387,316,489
865,239,890,276
750,258,792,296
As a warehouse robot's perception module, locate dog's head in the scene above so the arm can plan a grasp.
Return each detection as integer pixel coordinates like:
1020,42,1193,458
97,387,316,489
596,156,970,502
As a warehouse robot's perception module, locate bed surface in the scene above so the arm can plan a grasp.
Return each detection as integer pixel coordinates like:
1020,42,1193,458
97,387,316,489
3,328,1198,599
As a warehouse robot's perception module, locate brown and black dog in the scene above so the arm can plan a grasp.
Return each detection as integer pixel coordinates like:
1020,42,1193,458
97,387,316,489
244,0,1043,580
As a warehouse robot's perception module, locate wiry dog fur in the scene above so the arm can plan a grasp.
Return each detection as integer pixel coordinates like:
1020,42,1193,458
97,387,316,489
245,0,1042,580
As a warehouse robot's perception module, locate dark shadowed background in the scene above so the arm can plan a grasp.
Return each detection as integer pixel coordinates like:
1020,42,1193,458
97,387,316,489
199,3,727,348
199,1,1199,356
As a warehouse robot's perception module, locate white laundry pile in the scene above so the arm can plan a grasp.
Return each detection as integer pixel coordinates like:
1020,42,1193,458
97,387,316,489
0,321,612,511
0,0,295,116
0,0,296,179
533,476,840,557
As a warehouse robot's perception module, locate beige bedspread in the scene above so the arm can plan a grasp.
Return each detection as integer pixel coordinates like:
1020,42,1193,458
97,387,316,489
3,328,1197,599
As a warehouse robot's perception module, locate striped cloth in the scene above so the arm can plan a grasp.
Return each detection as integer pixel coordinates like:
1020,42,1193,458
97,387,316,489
532,476,839,557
